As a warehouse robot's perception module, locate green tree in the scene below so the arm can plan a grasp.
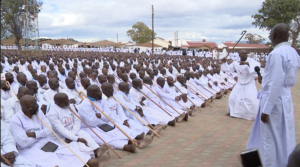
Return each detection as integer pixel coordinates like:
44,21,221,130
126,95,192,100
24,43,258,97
127,22,156,44
1,0,42,50
244,33,266,44
252,0,300,48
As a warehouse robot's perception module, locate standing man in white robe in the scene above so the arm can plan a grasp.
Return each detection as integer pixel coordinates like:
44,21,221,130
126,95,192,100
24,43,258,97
246,23,299,167
222,50,259,120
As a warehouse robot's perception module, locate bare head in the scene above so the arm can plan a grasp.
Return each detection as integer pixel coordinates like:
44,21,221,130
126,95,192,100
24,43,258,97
269,23,289,47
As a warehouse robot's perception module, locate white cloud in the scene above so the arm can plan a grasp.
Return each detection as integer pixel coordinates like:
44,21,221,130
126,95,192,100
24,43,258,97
37,0,269,43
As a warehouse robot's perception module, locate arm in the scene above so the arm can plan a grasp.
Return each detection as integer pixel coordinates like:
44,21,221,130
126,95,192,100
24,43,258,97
78,100,102,127
3,100,16,124
1,121,18,154
154,86,174,101
10,116,39,149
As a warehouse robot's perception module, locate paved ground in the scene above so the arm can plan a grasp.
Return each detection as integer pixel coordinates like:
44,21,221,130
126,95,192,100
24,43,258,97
104,70,300,167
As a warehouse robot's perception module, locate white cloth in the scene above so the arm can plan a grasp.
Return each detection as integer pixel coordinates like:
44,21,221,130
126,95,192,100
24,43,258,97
77,98,129,150
3,96,21,127
129,87,173,124
1,120,36,167
114,91,159,125
10,110,90,167
247,42,299,167
227,59,259,120
47,103,99,154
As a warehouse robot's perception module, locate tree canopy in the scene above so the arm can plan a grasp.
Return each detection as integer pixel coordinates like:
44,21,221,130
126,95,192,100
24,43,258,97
244,33,266,44
252,0,300,48
1,0,42,50
127,22,156,44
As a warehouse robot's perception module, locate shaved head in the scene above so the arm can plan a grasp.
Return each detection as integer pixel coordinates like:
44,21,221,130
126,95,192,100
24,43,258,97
270,23,290,46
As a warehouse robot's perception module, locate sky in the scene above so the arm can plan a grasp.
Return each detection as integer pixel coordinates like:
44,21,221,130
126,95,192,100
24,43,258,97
38,0,271,44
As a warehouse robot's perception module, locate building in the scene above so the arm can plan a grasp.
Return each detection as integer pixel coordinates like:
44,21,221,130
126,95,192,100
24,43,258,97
132,42,163,52
218,41,270,52
181,40,218,51
149,37,170,48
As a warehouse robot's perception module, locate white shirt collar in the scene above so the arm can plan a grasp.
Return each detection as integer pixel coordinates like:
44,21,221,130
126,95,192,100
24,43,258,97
274,41,290,49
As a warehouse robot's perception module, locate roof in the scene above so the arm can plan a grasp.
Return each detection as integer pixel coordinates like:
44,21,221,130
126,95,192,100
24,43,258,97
40,39,78,45
90,40,122,47
1,38,35,45
222,42,269,48
185,41,218,48
135,42,162,47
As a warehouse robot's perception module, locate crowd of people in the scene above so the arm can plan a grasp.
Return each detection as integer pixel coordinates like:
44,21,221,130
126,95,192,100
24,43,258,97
0,49,240,166
0,23,299,167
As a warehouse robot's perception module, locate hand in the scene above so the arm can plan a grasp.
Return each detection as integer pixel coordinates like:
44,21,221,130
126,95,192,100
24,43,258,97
258,76,262,84
123,120,130,128
26,132,36,138
208,83,212,88
196,93,199,95
182,84,187,89
139,101,145,106
234,76,238,82
1,152,16,165
41,105,47,115
225,78,228,82
213,81,218,86
77,138,88,146
135,107,144,117
175,96,181,101
141,96,146,101
261,113,269,123
65,138,72,143
96,113,101,118
69,99,76,104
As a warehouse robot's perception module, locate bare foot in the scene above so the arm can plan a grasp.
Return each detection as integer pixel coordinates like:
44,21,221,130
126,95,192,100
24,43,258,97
153,125,162,134
135,132,145,140
201,102,206,108
168,119,176,126
183,112,189,121
96,144,109,158
188,109,195,116
137,135,153,149
176,113,185,123
225,113,230,116
123,144,136,153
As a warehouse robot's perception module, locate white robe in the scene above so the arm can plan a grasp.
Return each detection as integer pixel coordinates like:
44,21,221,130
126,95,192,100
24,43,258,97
247,42,299,167
129,87,173,124
227,60,259,120
3,96,21,127
105,97,149,135
44,88,74,103
1,120,36,167
77,98,129,149
114,91,159,125
10,110,90,167
47,103,99,155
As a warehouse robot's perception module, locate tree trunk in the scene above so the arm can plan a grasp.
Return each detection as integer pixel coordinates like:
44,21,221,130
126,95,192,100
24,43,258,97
291,30,299,49
15,37,22,51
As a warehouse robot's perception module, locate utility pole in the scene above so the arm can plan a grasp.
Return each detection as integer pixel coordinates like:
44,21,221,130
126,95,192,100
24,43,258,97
152,5,154,55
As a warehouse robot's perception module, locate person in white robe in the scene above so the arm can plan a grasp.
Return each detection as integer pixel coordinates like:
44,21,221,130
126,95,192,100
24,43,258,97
129,79,175,125
193,72,216,98
247,24,299,167
78,85,152,152
221,50,259,120
114,82,160,126
44,78,76,104
3,86,29,127
154,77,188,121
47,93,109,159
64,77,84,105
26,81,50,115
10,95,102,167
101,82,151,136
175,75,204,107
1,120,36,167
